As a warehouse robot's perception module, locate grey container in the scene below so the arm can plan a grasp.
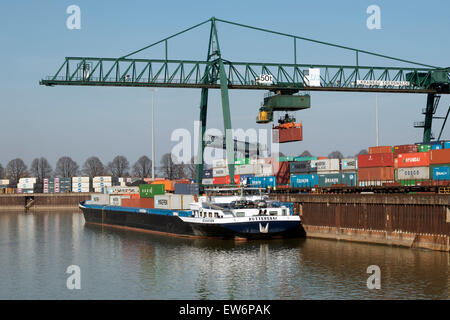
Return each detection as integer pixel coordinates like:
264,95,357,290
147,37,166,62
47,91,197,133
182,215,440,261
175,183,199,195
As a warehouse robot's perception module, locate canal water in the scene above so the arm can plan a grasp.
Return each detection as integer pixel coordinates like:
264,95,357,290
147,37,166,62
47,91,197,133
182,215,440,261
0,211,448,300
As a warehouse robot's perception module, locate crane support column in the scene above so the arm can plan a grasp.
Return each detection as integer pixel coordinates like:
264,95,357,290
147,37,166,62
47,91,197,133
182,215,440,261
218,59,235,184
197,88,208,187
423,93,437,143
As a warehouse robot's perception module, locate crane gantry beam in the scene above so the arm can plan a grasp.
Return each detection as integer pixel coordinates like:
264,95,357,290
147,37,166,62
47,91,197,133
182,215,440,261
40,17,450,187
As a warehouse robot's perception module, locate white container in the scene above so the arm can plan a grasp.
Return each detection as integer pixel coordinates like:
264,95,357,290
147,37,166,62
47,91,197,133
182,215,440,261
154,194,195,210
106,186,139,194
93,176,112,183
90,194,109,204
72,176,90,183
341,158,358,171
19,177,37,184
93,182,112,188
109,195,131,206
212,158,227,168
0,179,9,185
73,187,90,193
261,164,273,176
311,159,340,172
212,167,228,177
397,167,429,180
202,178,214,185
18,182,35,189
235,164,254,175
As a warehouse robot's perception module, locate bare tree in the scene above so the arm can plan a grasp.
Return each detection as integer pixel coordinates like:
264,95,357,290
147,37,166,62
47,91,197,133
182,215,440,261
159,153,185,180
55,156,79,178
357,149,369,156
132,155,152,179
82,156,105,178
30,157,53,182
107,155,130,178
6,158,28,185
328,151,344,159
298,150,313,157
184,156,198,180
0,163,5,179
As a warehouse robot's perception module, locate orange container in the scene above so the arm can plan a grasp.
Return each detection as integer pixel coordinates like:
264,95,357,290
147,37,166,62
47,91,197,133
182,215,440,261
317,157,327,160
121,198,154,208
430,149,450,165
369,146,392,154
397,152,430,168
358,167,395,181
152,179,174,192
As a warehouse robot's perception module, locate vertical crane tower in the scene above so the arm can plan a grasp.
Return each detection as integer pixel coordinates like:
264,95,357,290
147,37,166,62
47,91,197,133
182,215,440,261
40,17,450,186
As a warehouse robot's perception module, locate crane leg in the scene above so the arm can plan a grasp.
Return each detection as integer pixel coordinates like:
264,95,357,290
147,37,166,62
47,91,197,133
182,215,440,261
423,93,438,142
197,88,208,189
218,59,235,184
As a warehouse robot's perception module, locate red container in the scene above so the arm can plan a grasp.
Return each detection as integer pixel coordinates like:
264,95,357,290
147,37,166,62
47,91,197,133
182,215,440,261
393,144,418,156
430,149,450,165
275,161,290,184
357,153,394,168
175,179,190,184
358,167,395,180
368,146,392,154
121,198,154,208
213,175,240,185
397,152,430,168
272,127,302,143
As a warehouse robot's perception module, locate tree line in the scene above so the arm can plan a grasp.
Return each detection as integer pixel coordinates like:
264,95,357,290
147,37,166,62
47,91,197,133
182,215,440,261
0,153,200,185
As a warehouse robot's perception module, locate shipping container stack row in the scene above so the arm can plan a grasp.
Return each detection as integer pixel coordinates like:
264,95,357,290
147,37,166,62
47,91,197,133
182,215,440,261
0,179,13,194
87,183,196,210
43,178,71,193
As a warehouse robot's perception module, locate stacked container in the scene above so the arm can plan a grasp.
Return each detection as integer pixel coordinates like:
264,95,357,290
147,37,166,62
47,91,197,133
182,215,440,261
357,152,394,186
429,149,450,182
17,177,37,193
396,152,430,186
43,178,71,193
93,176,118,193
154,194,195,210
72,177,90,192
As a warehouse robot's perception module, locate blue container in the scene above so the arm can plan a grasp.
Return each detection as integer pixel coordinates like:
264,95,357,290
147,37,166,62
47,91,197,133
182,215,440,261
444,141,450,149
433,166,450,180
432,144,443,150
248,176,276,188
290,174,318,188
240,174,254,184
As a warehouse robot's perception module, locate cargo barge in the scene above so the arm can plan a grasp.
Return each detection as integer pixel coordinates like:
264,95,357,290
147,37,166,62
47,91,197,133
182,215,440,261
80,188,304,239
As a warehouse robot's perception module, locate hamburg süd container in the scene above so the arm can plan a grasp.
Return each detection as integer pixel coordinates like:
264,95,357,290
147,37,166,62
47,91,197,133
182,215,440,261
357,153,394,168
397,152,430,168
317,172,357,187
248,176,276,189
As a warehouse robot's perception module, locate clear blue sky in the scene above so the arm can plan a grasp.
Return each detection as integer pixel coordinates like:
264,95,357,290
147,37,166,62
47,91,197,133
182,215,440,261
0,0,449,169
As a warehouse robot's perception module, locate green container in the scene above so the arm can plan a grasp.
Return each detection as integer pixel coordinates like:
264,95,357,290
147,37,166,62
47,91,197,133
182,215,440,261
278,156,294,162
234,158,250,165
139,184,165,198
418,144,431,152
294,156,317,162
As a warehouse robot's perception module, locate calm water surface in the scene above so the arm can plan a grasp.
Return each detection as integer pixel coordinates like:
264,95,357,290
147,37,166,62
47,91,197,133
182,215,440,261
0,211,448,299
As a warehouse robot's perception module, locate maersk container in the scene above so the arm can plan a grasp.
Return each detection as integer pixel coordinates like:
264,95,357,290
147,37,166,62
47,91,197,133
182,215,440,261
290,174,318,188
432,166,450,180
155,194,195,210
397,167,429,180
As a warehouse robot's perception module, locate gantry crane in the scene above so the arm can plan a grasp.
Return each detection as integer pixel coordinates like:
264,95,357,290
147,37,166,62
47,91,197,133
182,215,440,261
40,17,450,186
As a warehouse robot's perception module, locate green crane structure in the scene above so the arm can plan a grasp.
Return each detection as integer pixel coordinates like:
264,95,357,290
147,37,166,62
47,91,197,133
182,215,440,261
40,17,450,186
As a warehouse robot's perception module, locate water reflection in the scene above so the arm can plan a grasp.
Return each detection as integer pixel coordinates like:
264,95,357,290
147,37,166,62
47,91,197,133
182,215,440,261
0,211,448,299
